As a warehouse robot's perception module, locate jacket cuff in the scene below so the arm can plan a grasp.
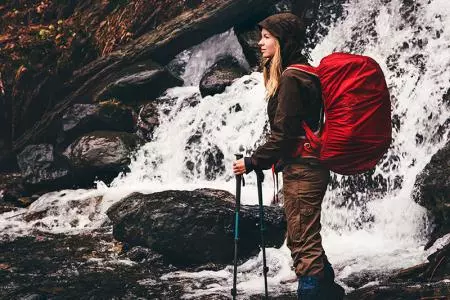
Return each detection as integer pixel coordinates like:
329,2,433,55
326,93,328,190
244,157,254,174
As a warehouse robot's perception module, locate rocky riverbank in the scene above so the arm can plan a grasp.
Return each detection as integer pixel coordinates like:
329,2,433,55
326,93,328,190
0,0,449,299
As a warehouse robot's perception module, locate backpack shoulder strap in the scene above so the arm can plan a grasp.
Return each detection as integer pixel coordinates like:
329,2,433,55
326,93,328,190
284,64,319,78
284,64,324,135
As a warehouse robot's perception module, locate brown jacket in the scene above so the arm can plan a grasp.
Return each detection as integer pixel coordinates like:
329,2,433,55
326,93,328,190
245,13,323,172
247,69,322,171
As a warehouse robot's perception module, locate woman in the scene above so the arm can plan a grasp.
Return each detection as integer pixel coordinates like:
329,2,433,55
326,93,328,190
232,13,344,300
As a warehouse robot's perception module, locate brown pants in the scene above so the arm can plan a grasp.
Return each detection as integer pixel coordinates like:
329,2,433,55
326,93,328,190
283,162,330,277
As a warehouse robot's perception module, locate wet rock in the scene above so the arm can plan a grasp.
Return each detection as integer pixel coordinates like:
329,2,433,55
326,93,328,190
136,102,159,142
96,60,183,103
184,0,203,9
346,242,450,299
106,189,286,266
58,101,135,147
235,26,262,69
204,145,225,180
126,246,164,264
18,294,47,300
13,0,279,152
63,131,140,186
183,132,225,179
0,232,179,299
342,269,386,289
305,0,345,45
16,144,72,193
413,140,450,247
193,188,236,204
346,280,450,300
0,172,24,202
199,56,248,97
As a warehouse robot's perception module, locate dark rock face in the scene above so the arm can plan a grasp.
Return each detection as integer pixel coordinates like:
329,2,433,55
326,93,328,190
13,0,279,152
16,144,71,192
199,56,249,97
235,27,262,70
58,101,135,147
136,102,159,142
0,143,16,172
106,189,286,266
413,140,450,247
95,61,183,103
63,131,140,185
0,172,26,213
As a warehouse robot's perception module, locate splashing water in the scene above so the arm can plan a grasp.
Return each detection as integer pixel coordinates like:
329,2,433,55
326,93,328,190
1,0,449,297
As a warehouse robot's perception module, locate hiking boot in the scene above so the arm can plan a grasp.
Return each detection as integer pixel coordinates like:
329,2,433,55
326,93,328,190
320,281,345,300
322,261,345,300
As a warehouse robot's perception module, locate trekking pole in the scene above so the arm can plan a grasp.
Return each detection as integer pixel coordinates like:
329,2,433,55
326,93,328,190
256,169,269,299
231,153,244,300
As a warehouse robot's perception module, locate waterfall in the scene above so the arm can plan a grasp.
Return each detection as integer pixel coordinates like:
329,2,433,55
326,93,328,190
1,0,449,297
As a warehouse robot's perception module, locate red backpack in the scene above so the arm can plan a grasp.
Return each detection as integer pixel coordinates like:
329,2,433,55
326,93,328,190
287,53,392,175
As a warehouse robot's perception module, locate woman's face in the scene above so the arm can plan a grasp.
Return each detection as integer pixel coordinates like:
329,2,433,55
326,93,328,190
258,28,277,59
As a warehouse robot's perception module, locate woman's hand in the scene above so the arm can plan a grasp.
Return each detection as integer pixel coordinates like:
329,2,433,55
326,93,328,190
232,158,246,175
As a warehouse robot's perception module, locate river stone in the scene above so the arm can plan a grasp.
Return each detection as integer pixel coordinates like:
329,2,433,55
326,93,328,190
58,101,135,147
413,140,450,247
136,102,159,142
63,131,140,185
199,56,248,97
16,144,71,192
204,145,225,180
106,189,286,266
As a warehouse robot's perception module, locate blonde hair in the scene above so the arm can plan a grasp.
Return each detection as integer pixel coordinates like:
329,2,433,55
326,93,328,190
262,39,282,100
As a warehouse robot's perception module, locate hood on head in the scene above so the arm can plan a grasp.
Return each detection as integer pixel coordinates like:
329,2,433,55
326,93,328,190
258,12,308,67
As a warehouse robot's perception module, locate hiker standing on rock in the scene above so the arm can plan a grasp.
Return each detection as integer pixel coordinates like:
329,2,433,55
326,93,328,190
232,13,344,300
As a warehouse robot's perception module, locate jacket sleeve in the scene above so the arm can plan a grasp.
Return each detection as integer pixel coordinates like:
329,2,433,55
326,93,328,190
249,73,309,170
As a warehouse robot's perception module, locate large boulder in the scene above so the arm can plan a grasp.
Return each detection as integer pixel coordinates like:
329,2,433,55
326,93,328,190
413,140,450,247
16,144,72,193
57,101,135,147
199,55,248,97
106,188,286,267
63,131,140,185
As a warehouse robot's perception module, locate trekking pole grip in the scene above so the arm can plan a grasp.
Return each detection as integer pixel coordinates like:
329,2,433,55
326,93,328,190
234,154,245,186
